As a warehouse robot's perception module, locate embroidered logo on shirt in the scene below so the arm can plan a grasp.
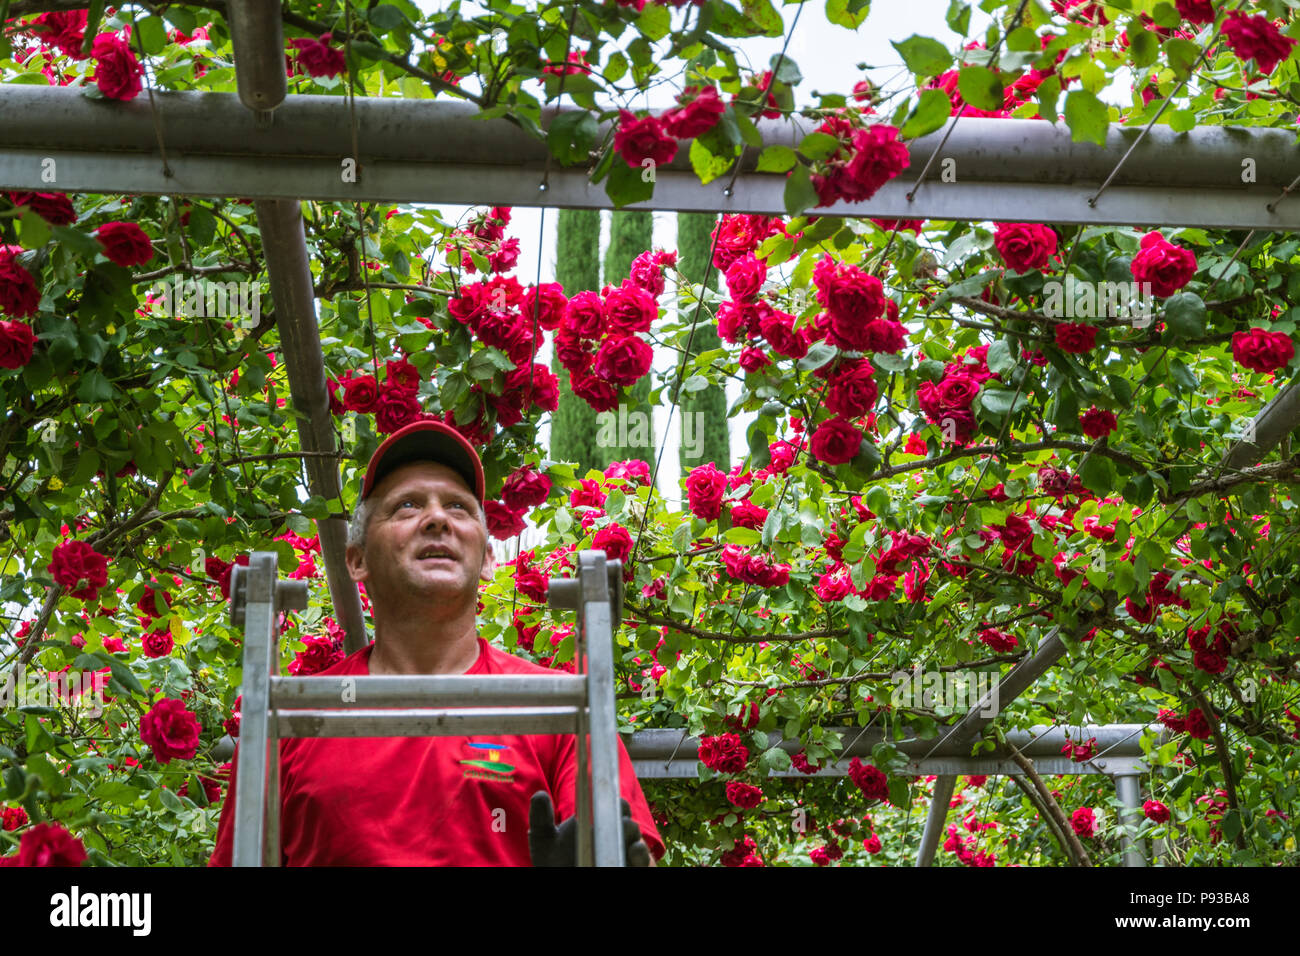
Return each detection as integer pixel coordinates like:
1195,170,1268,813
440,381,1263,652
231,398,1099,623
459,741,517,781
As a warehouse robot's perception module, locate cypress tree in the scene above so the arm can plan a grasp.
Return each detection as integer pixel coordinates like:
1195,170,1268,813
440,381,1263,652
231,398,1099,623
602,210,655,467
550,208,603,476
676,212,731,475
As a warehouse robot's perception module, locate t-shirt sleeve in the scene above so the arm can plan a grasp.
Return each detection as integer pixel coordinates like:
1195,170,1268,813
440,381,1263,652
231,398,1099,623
208,744,238,867
551,732,665,862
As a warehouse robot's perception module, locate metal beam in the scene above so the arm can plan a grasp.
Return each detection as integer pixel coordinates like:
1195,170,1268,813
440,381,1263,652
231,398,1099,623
1222,375,1300,471
3,87,1300,227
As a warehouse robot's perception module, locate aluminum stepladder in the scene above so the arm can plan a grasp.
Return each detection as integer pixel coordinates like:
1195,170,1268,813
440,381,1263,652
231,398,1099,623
228,548,626,866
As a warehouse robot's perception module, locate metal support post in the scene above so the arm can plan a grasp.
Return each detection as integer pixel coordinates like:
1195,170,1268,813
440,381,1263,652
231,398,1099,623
1114,773,1147,867
916,776,957,867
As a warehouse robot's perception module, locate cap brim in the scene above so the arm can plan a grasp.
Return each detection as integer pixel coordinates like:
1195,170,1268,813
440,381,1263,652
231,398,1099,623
361,421,485,505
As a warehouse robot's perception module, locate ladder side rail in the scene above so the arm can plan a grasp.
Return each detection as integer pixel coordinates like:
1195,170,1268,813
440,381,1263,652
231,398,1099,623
583,555,624,867
231,553,279,868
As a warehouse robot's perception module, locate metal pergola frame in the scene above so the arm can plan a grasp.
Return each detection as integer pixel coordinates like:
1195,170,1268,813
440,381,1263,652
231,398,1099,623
6,5,1299,867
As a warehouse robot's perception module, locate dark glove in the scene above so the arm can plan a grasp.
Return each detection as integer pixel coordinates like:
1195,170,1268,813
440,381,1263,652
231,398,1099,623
528,791,651,867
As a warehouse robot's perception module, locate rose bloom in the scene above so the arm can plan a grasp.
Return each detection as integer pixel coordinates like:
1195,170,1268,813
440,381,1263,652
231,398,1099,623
685,462,727,521
6,823,87,868
814,567,854,602
605,459,651,484
711,214,779,271
1222,11,1297,74
848,759,889,801
8,191,77,226
288,33,346,77
289,635,343,676
724,253,767,302
141,628,174,659
483,500,526,541
842,124,911,200
0,320,37,369
1130,231,1197,297
515,567,549,603
29,10,90,61
139,697,202,764
374,388,422,434
826,361,879,420
91,33,144,101
661,85,725,139
698,733,750,773
1185,707,1212,740
0,254,41,319
504,361,559,413
613,110,677,168
979,628,1018,653
758,308,806,359
592,334,653,387
602,281,657,335
994,222,1057,273
1143,800,1171,823
48,539,109,601
570,372,619,412
1231,328,1294,373
1175,0,1213,25
1079,406,1117,439
809,417,864,466
730,499,768,530
95,221,154,267
1070,806,1096,839
501,465,552,511
593,523,633,563
341,373,379,412
725,781,764,809
520,282,568,331
1054,322,1097,353
738,347,772,372
563,290,606,339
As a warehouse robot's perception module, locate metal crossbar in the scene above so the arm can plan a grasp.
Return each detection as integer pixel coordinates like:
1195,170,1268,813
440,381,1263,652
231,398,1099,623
228,549,627,867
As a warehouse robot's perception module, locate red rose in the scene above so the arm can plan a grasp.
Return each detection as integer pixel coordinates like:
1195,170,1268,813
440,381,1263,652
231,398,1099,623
994,222,1057,273
1222,11,1296,74
843,124,911,199
1079,406,1118,439
288,34,346,78
1070,806,1096,838
1143,800,1171,823
724,253,767,302
613,110,678,169
730,499,768,529
825,360,879,418
662,85,725,139
1231,328,1294,373
593,334,653,387
1185,707,1212,740
520,283,568,331
7,191,77,226
485,500,527,540
1054,322,1097,353
593,523,633,563
554,328,594,375
711,215,779,271
505,362,559,414
289,635,343,675
139,697,202,764
936,372,981,410
384,357,421,394
515,568,550,603
0,254,41,319
95,221,154,267
605,459,651,484
11,823,86,867
570,479,607,509
758,308,806,359
698,733,749,772
216,554,250,600
810,417,864,465
341,374,379,413
501,466,552,511
818,261,887,349
137,584,173,620
848,759,889,801
979,627,1018,652
1174,0,1213,24
725,781,764,809
90,33,144,101
1130,231,1197,297
563,290,606,339
0,320,37,369
685,462,727,521
48,539,109,601
863,318,907,354
602,281,658,335
374,387,422,434
627,250,668,296
31,11,90,60
142,628,174,658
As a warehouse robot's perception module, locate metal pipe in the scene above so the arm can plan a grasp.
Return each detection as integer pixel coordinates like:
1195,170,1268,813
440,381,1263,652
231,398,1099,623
1114,774,1147,867
915,776,957,867
1222,376,1300,471
270,673,588,708
4,88,1300,228
226,0,288,115
276,707,582,737
254,198,368,653
231,553,278,867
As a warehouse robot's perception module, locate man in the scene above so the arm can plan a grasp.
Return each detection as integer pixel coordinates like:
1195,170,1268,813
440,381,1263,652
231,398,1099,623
209,419,664,865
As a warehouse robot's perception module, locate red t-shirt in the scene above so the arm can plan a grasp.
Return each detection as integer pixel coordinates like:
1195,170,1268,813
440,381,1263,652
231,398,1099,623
209,638,664,866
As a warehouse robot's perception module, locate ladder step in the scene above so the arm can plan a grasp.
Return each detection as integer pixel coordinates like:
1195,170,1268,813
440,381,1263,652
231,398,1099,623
269,674,587,709
275,706,583,738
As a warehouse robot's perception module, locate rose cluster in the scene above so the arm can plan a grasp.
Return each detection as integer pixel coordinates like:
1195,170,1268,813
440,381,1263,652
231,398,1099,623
612,85,726,169
805,115,911,208
333,357,427,436
719,544,791,588
1187,619,1239,675
917,344,995,445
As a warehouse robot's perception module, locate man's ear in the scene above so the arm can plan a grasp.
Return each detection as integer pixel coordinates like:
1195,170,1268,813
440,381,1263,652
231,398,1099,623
345,543,368,584
480,541,497,583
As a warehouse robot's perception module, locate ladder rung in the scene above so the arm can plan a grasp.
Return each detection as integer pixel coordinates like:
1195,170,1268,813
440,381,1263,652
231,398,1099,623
275,706,583,738
269,674,587,709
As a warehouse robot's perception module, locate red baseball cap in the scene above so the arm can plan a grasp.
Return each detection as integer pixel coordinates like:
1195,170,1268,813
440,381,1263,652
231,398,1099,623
360,419,486,506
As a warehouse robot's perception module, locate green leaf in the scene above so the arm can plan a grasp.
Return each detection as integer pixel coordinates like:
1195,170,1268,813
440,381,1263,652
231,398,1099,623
977,386,1028,417
547,110,597,167
783,163,819,217
798,131,841,161
1163,291,1206,339
51,225,104,260
689,138,733,185
902,89,953,139
946,0,970,35
1127,27,1158,69
137,15,169,55
1163,38,1199,80
18,207,51,251
957,66,1003,111
756,145,798,173
1036,74,1061,120
637,3,671,41
1064,89,1108,147
797,342,837,371
605,156,656,209
769,54,802,86
76,369,115,402
300,495,330,519
985,339,1015,375
367,4,406,30
892,35,953,77
825,0,870,30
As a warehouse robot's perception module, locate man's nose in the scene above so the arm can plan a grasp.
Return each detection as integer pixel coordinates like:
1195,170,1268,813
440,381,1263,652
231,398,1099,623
419,502,451,531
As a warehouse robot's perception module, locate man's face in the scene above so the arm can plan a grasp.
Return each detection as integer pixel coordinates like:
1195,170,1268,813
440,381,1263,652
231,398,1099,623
346,460,495,607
